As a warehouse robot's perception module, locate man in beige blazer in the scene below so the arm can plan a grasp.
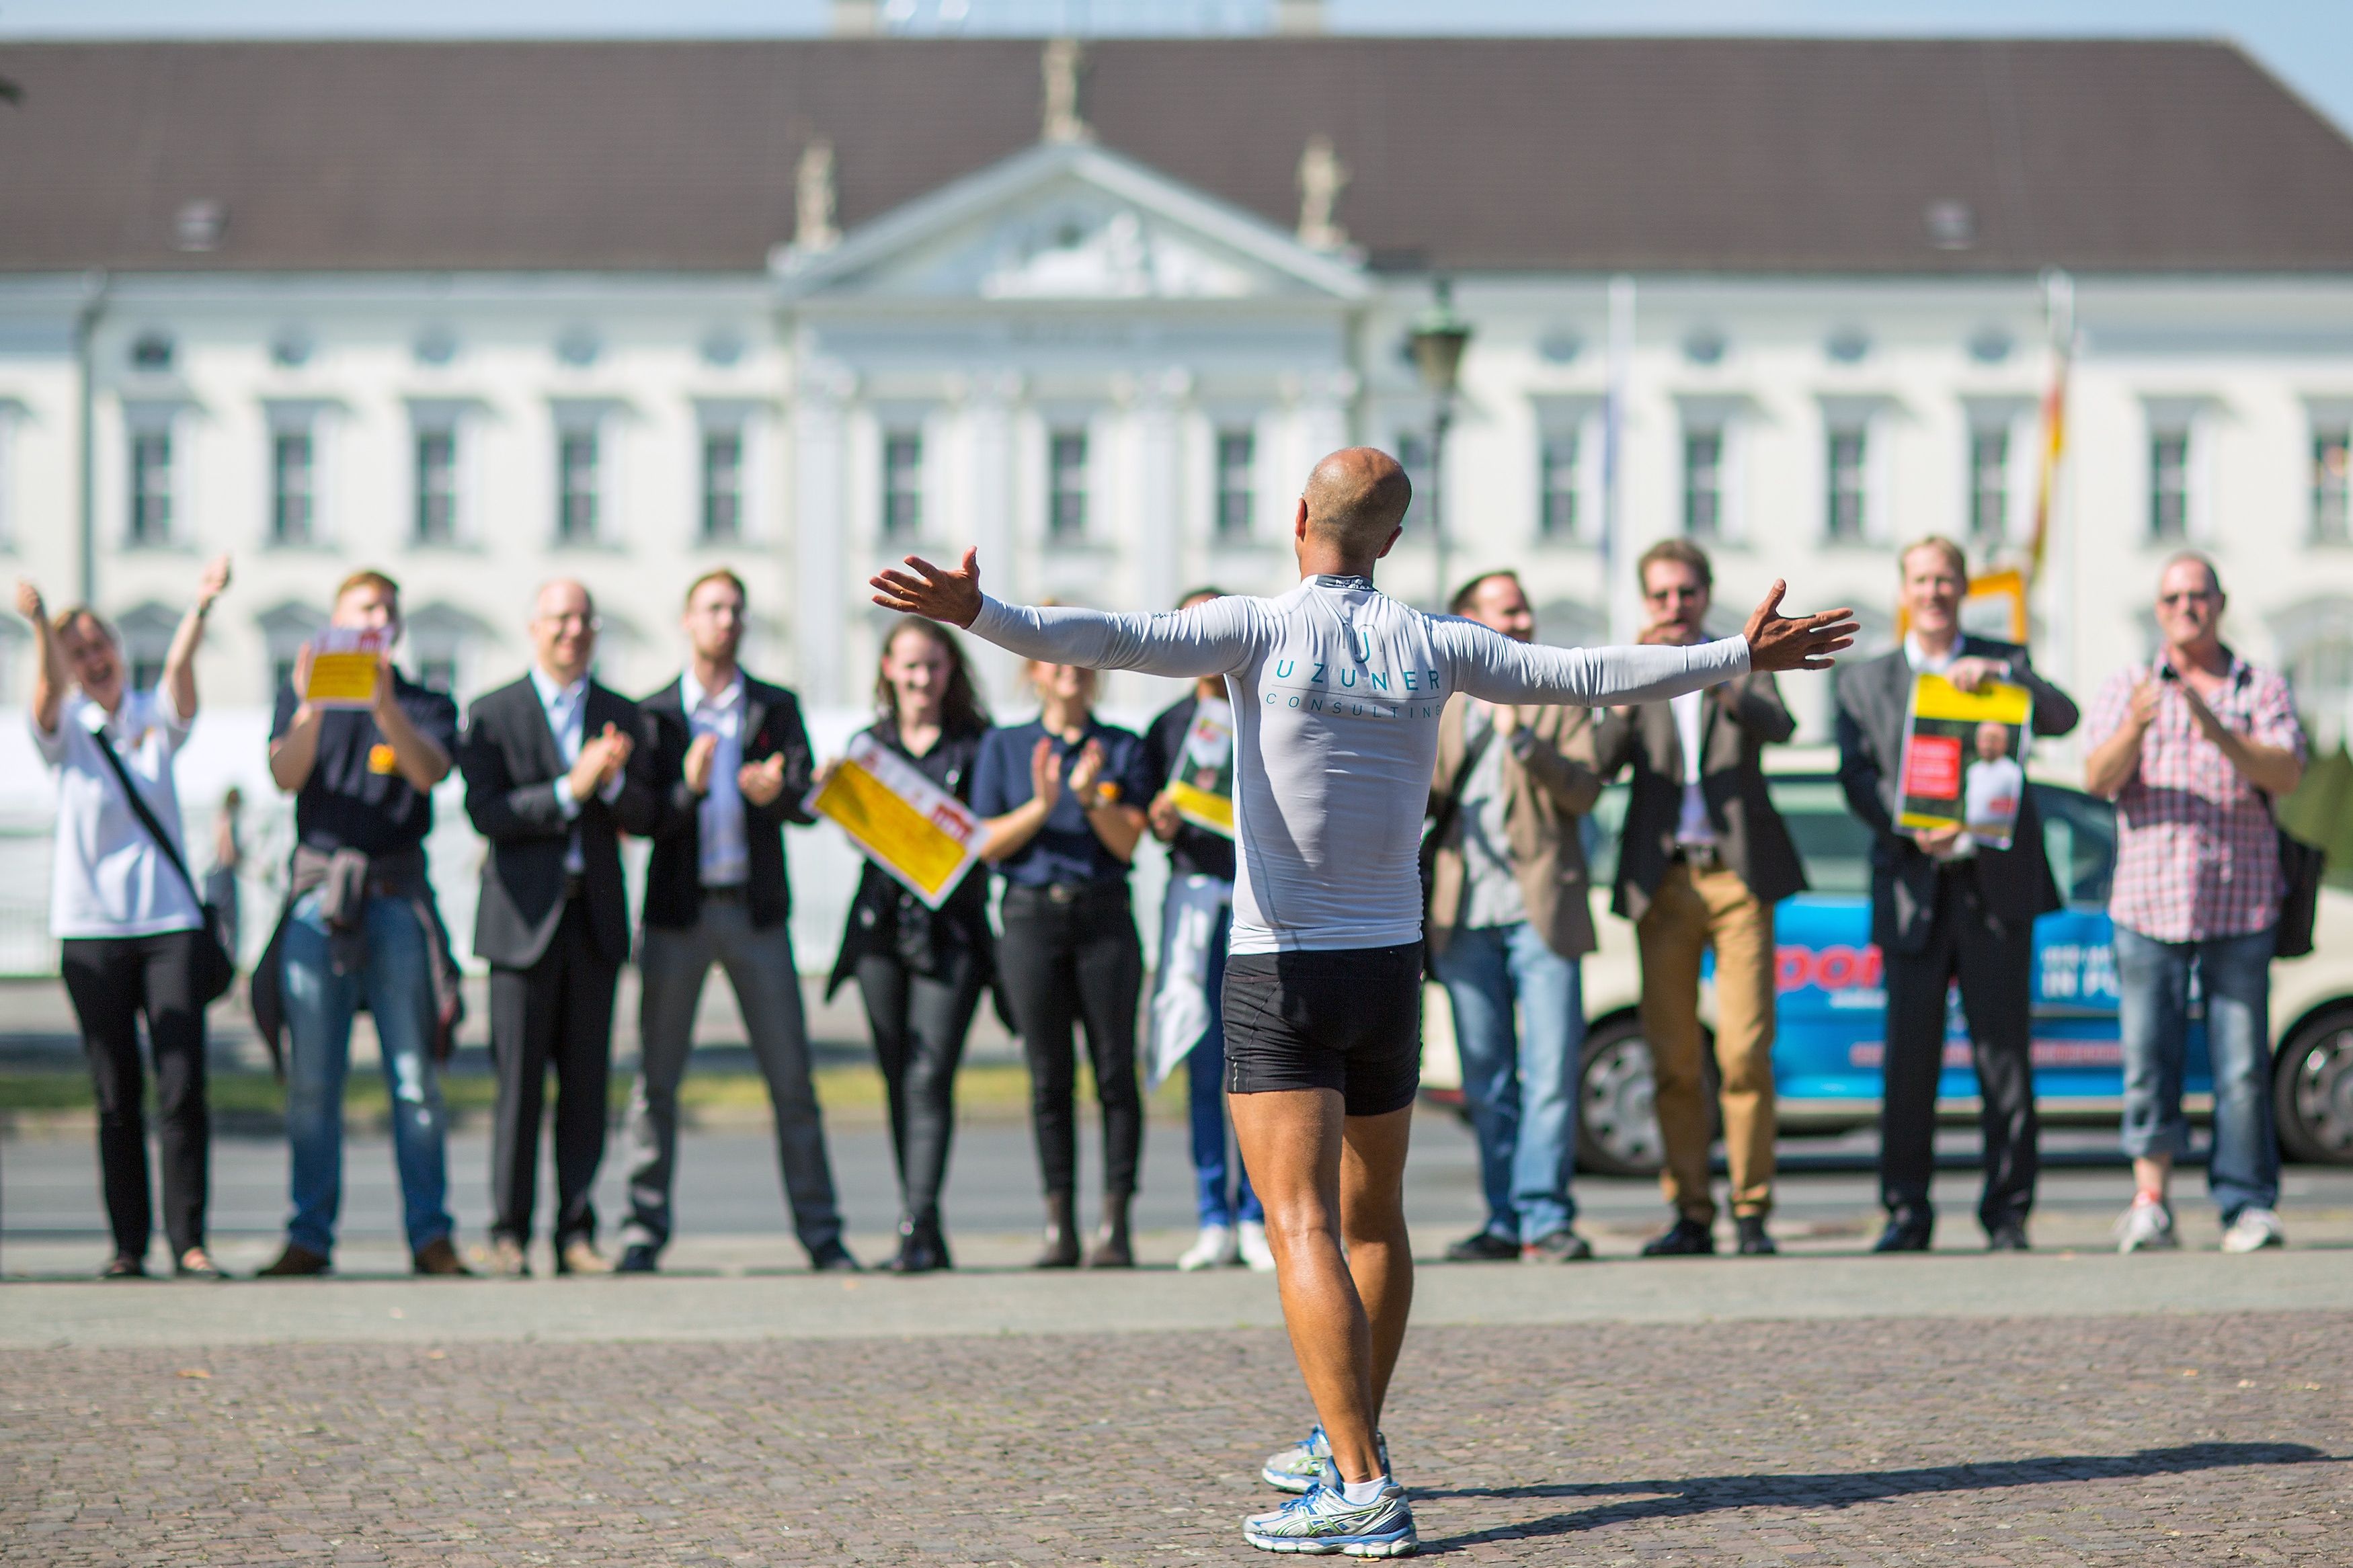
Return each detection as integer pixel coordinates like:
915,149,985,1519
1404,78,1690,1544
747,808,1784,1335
1594,540,1807,1257
1427,570,1605,1263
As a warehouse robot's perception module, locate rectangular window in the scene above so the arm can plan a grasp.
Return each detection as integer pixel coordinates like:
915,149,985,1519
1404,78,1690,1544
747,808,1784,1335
417,658,458,696
1048,429,1087,540
1216,429,1255,540
558,429,600,544
1683,430,1724,540
2151,431,2191,541
129,430,172,545
2315,429,2351,545
271,655,299,696
1540,431,1580,540
1969,429,2009,548
415,429,458,545
702,430,744,543
1826,427,1868,542
272,431,315,546
131,655,165,692
883,430,923,541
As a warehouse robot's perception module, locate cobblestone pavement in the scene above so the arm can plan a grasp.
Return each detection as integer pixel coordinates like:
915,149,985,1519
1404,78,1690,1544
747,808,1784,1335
6,1313,2349,1565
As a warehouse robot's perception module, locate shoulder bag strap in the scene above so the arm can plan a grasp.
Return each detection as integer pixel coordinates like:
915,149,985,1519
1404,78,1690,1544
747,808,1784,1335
1428,720,1501,850
89,725,204,906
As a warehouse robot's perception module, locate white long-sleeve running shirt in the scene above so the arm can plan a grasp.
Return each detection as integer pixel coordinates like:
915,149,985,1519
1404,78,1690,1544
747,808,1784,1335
969,574,1751,954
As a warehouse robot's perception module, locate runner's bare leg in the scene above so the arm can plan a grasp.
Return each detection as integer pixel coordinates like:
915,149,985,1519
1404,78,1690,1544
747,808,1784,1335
1230,1091,1414,1486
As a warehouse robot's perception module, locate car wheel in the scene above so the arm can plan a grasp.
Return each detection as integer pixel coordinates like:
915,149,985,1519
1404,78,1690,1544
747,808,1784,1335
2274,1009,2353,1166
1569,1017,1701,1178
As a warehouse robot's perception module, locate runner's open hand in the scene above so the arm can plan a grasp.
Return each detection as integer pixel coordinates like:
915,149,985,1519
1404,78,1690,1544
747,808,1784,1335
871,548,983,628
1742,581,1859,673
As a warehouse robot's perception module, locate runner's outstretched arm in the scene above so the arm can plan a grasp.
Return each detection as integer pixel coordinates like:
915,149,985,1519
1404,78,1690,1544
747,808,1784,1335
1445,579,1858,706
871,548,1261,679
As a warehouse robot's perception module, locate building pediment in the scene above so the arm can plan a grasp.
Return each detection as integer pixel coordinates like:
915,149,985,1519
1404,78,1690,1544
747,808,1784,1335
774,141,1369,306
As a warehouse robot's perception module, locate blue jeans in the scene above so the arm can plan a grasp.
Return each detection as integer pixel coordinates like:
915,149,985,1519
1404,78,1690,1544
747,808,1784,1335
1183,904,1261,1227
281,891,454,1257
2115,923,2279,1219
1433,921,1584,1242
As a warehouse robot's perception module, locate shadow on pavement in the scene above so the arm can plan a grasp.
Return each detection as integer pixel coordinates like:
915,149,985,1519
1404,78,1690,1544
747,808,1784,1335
1417,1442,2343,1550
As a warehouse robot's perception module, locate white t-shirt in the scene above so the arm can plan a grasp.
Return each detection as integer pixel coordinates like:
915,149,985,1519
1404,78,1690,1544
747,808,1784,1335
969,575,1749,953
1669,688,1717,845
31,689,203,940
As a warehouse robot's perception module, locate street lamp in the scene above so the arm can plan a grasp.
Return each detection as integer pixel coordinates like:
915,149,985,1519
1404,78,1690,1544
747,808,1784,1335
1408,277,1472,610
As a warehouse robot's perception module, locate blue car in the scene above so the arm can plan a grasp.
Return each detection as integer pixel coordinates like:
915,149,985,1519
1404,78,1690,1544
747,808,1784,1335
1420,752,2353,1173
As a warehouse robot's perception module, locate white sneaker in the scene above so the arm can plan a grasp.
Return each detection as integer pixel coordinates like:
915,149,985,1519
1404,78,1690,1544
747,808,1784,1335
1179,1223,1238,1272
2221,1208,2286,1253
2113,1194,2178,1253
1237,1219,1277,1273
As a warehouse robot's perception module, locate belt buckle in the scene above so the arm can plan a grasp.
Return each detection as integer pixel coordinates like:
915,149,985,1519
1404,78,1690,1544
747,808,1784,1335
1047,883,1078,905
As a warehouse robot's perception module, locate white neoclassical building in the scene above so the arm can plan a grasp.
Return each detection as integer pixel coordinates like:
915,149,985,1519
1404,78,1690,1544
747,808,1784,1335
1,32,2351,964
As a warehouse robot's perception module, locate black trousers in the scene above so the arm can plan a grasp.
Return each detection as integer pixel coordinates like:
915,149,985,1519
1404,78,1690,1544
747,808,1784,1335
1879,866,2040,1230
855,946,986,1231
488,899,618,1247
997,885,1144,1200
59,931,209,1260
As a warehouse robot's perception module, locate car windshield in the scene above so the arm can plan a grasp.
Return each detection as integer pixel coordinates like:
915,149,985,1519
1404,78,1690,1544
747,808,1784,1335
1582,774,2116,905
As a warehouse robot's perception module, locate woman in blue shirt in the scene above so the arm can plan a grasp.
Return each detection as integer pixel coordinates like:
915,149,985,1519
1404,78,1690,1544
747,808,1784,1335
971,655,1156,1268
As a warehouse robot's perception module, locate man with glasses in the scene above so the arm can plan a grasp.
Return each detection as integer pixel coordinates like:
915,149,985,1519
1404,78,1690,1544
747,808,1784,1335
2084,553,2306,1254
1836,536,2078,1253
459,580,656,1276
1595,540,1808,1256
616,569,854,1273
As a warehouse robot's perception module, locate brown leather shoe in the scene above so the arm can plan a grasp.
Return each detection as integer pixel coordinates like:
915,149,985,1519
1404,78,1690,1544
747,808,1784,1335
256,1243,331,1278
485,1237,530,1278
413,1237,474,1276
557,1238,612,1276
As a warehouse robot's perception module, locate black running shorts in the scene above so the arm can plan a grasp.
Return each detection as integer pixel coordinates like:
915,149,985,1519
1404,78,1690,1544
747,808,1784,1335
1220,942,1423,1118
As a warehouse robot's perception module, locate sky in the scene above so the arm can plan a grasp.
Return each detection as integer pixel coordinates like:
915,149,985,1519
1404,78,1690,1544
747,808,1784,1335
1,0,2347,135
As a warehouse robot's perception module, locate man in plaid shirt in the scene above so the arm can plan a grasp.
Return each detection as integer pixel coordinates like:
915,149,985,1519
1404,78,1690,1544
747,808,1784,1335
2085,552,2307,1255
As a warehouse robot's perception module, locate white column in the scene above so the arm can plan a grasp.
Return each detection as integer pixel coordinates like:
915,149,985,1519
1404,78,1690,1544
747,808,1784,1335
1138,368,1189,608
969,372,1022,696
792,360,854,706
1296,368,1354,473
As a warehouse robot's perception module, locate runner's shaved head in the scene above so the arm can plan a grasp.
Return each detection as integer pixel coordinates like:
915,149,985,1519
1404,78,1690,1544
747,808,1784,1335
1302,448,1412,557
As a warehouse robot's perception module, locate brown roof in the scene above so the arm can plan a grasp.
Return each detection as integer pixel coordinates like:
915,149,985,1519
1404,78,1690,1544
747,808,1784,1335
1,36,2349,276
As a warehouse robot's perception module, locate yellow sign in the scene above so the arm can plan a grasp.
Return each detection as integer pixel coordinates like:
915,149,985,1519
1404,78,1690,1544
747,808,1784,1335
303,629,385,709
807,732,984,908
1164,696,1237,839
1895,673,2035,849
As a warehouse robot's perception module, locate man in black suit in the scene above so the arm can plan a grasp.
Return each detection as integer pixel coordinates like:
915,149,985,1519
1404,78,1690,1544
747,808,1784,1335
1835,536,2079,1253
460,578,656,1277
615,569,854,1273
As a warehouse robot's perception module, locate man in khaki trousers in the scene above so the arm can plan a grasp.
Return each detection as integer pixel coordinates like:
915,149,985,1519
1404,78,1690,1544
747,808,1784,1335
1594,540,1807,1256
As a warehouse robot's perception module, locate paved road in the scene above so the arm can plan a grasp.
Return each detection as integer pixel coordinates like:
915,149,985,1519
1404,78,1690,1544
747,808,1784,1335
6,1312,2349,1565
12,1114,2353,1278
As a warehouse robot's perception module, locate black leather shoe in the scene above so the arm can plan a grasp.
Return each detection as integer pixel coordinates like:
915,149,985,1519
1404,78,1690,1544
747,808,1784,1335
1872,1215,1933,1253
808,1239,861,1273
1985,1221,2031,1252
889,1222,952,1274
614,1244,660,1274
99,1254,147,1280
1734,1216,1778,1255
1640,1217,1716,1256
1444,1229,1522,1262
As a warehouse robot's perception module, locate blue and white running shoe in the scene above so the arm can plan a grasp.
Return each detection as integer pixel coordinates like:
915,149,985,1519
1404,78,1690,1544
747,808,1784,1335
1244,1475,1417,1557
1261,1425,1391,1493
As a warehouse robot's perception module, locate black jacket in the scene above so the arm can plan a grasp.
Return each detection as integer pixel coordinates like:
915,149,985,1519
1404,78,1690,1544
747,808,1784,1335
1593,670,1807,919
459,675,657,969
1834,636,2079,954
637,673,815,933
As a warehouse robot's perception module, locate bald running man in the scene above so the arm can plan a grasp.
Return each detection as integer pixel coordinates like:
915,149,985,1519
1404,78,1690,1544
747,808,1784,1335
874,450,1856,1557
